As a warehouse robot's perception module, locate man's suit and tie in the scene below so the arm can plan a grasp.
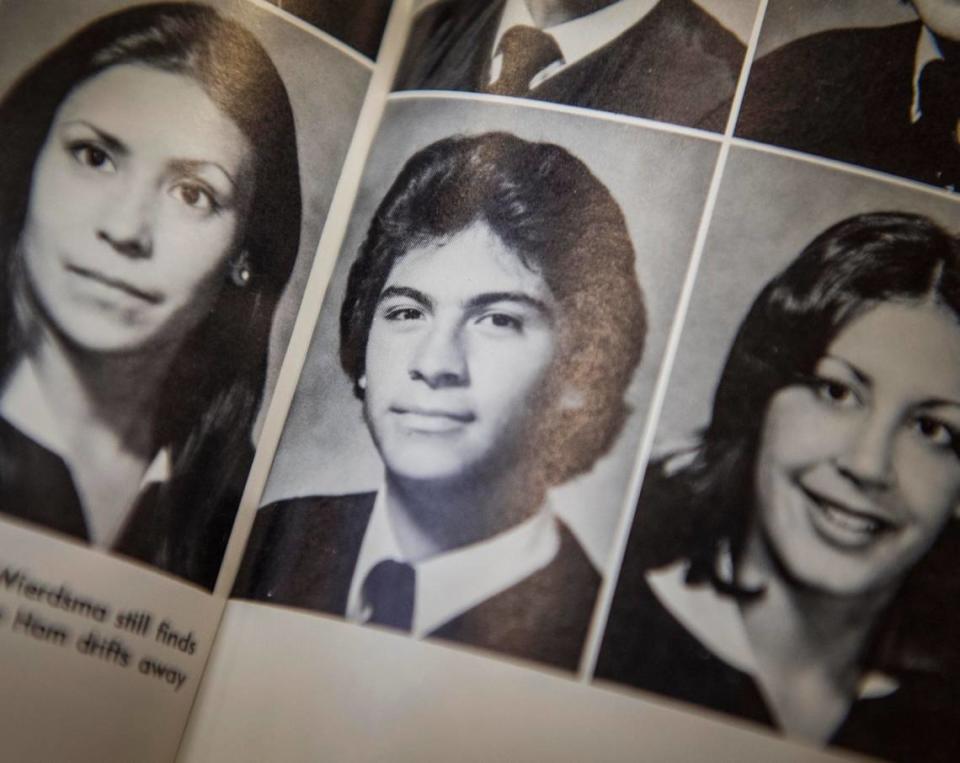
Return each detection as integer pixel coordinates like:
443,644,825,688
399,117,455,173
737,21,960,190
393,0,746,131
233,493,601,671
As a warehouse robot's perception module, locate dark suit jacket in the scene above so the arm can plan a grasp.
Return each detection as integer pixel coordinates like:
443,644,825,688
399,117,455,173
233,492,601,671
393,0,746,131
737,21,952,188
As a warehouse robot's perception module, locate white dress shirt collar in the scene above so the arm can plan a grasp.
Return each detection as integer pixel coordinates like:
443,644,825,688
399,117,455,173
346,483,561,637
912,24,944,122
647,558,899,701
0,357,171,490
488,0,659,89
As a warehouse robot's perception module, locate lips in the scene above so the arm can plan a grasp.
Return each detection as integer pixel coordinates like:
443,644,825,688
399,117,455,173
389,405,475,433
66,264,162,304
801,485,898,548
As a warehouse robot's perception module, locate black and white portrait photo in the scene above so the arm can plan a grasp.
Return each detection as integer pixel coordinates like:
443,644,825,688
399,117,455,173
0,0,372,589
392,0,757,131
233,98,718,670
737,0,960,190
596,149,960,761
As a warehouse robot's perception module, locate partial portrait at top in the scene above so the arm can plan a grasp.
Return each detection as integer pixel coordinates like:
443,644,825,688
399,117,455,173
393,0,756,132
0,0,368,590
263,0,393,59
737,0,960,191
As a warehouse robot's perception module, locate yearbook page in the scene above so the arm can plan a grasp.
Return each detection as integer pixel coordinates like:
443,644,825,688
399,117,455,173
0,0,397,760
182,1,960,761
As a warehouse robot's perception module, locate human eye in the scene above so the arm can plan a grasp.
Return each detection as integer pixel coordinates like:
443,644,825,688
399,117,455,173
383,305,424,322
914,414,960,455
169,181,219,214
475,311,523,333
811,375,861,409
68,141,116,173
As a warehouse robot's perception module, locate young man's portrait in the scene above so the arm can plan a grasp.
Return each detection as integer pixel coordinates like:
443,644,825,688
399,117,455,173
233,130,646,670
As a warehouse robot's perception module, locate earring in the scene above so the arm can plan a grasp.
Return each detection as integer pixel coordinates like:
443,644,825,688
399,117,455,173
230,251,252,287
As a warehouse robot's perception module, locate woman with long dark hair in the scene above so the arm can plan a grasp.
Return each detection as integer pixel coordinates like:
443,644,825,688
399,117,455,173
0,3,301,589
598,212,960,761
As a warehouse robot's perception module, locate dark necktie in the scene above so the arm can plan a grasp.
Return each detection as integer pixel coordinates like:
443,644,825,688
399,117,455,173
361,559,416,632
915,58,960,188
486,25,563,97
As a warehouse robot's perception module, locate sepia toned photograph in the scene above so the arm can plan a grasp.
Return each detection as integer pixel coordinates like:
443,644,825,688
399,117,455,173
0,0,372,589
737,0,960,191
393,0,759,131
597,148,960,761
232,96,718,670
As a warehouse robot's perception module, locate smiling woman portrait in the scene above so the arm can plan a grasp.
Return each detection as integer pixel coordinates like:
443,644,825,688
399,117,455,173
597,212,960,762
0,2,301,589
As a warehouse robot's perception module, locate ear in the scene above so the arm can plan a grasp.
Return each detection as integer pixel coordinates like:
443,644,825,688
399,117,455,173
229,250,252,287
358,375,367,391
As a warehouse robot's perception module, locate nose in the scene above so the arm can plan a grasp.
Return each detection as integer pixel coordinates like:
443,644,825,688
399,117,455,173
408,321,468,389
835,414,896,491
96,176,154,259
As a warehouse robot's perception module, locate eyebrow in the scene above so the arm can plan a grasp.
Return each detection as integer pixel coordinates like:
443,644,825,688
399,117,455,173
62,120,238,189
62,119,126,154
377,287,552,318
822,355,871,386
824,355,960,409
464,291,553,318
169,158,238,190
378,286,433,310
918,397,960,412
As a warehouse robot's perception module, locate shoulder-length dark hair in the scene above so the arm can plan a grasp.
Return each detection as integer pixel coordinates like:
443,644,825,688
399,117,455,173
0,2,302,588
339,132,646,487
633,211,960,671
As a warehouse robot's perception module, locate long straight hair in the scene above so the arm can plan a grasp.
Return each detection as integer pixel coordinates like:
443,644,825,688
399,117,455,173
0,3,302,587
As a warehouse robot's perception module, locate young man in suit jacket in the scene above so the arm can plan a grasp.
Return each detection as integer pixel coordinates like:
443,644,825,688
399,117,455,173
737,0,960,190
233,132,647,671
393,0,746,131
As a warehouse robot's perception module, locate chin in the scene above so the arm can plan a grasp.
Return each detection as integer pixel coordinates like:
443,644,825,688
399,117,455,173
49,315,173,357
772,542,900,600
383,453,477,486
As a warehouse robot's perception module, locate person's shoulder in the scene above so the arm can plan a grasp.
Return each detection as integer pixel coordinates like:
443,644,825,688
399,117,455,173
753,20,919,77
671,0,745,59
231,492,376,608
256,492,376,525
737,21,920,146
249,492,376,556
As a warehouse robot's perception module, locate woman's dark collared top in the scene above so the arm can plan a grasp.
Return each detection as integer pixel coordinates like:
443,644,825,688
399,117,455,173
596,563,960,762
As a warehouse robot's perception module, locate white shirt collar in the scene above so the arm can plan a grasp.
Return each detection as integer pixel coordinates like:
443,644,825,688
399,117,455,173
0,357,171,490
647,559,899,701
347,483,561,637
488,0,659,89
912,24,944,122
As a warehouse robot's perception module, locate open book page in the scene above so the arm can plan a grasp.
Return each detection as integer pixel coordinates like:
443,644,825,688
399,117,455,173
0,0,395,760
185,0,960,761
